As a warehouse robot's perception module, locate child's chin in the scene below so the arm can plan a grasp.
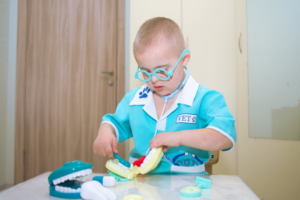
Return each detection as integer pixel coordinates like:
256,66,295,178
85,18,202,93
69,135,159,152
161,92,171,97
153,91,164,96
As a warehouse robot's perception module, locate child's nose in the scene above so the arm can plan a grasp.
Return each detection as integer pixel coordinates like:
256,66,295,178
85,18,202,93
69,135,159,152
150,74,159,83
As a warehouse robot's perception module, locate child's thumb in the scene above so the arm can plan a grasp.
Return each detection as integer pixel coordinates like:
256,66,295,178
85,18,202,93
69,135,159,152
149,139,160,150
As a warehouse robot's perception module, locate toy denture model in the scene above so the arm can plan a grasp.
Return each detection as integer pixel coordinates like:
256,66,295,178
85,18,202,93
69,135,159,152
106,147,163,180
49,160,117,200
48,160,93,199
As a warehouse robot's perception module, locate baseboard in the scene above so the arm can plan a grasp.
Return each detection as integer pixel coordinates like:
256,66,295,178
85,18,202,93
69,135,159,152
0,183,13,192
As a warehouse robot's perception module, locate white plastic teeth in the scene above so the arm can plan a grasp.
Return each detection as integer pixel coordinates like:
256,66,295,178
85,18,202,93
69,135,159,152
55,185,81,193
141,148,157,168
52,169,92,185
109,160,130,172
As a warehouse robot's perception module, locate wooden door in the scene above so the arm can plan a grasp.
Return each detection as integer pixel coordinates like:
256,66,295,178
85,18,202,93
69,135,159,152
15,0,125,184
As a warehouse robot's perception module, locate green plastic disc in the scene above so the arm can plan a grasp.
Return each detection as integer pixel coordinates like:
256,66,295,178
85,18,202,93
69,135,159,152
180,185,201,198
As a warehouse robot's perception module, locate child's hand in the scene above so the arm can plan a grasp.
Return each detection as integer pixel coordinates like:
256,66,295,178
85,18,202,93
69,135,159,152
149,132,182,152
93,123,118,159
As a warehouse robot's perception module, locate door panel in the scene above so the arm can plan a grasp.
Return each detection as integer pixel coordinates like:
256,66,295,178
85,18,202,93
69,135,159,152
15,0,125,183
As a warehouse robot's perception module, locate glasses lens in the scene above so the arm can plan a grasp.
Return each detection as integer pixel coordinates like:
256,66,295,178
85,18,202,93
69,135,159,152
137,72,149,81
155,69,168,79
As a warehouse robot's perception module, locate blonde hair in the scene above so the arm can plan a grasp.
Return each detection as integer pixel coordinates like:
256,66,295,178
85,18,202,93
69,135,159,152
133,17,185,57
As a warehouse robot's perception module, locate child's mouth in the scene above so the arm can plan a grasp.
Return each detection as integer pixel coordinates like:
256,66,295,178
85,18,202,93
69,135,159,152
154,86,164,91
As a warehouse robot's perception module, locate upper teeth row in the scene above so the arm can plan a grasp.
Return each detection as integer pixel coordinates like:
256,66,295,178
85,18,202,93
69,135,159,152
52,169,92,185
110,160,130,172
141,148,157,168
55,185,81,193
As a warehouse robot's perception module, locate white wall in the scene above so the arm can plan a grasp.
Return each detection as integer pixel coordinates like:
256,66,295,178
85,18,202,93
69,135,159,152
247,0,300,139
0,0,18,187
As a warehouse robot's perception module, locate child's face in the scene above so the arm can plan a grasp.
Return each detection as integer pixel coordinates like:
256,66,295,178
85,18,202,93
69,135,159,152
135,47,190,96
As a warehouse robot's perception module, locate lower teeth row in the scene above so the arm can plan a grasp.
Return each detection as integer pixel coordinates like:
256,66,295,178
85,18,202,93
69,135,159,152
55,186,81,193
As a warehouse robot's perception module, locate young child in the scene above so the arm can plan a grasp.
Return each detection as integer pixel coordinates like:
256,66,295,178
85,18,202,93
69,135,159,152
93,17,236,174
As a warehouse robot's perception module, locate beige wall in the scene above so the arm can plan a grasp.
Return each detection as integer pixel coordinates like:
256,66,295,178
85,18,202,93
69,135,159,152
129,0,182,90
181,0,237,175
128,0,238,175
236,1,300,200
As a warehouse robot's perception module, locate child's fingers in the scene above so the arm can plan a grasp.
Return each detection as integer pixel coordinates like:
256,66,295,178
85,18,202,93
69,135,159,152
162,146,168,152
99,147,106,157
149,141,155,150
149,138,161,149
93,142,101,155
93,133,117,158
106,147,114,159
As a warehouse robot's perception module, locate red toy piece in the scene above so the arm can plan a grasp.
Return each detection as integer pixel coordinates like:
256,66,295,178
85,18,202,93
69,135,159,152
133,156,146,167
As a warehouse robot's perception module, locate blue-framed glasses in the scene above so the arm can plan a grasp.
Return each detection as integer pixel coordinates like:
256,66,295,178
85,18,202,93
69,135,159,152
134,49,190,82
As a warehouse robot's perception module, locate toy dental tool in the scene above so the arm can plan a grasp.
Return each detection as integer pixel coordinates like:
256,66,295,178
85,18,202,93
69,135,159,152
93,176,116,187
48,160,93,199
113,153,131,168
195,176,211,189
81,180,116,200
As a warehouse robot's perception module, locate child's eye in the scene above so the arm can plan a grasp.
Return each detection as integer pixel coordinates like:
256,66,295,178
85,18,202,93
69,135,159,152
157,66,168,71
156,70,168,78
140,68,150,73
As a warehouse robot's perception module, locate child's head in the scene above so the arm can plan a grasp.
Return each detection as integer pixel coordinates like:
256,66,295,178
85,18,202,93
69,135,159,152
133,17,190,96
133,17,185,57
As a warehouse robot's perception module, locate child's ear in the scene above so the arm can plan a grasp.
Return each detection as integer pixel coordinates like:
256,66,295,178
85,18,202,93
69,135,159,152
182,52,191,66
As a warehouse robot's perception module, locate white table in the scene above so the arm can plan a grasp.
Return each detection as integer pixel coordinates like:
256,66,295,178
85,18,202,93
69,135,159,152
0,172,259,200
